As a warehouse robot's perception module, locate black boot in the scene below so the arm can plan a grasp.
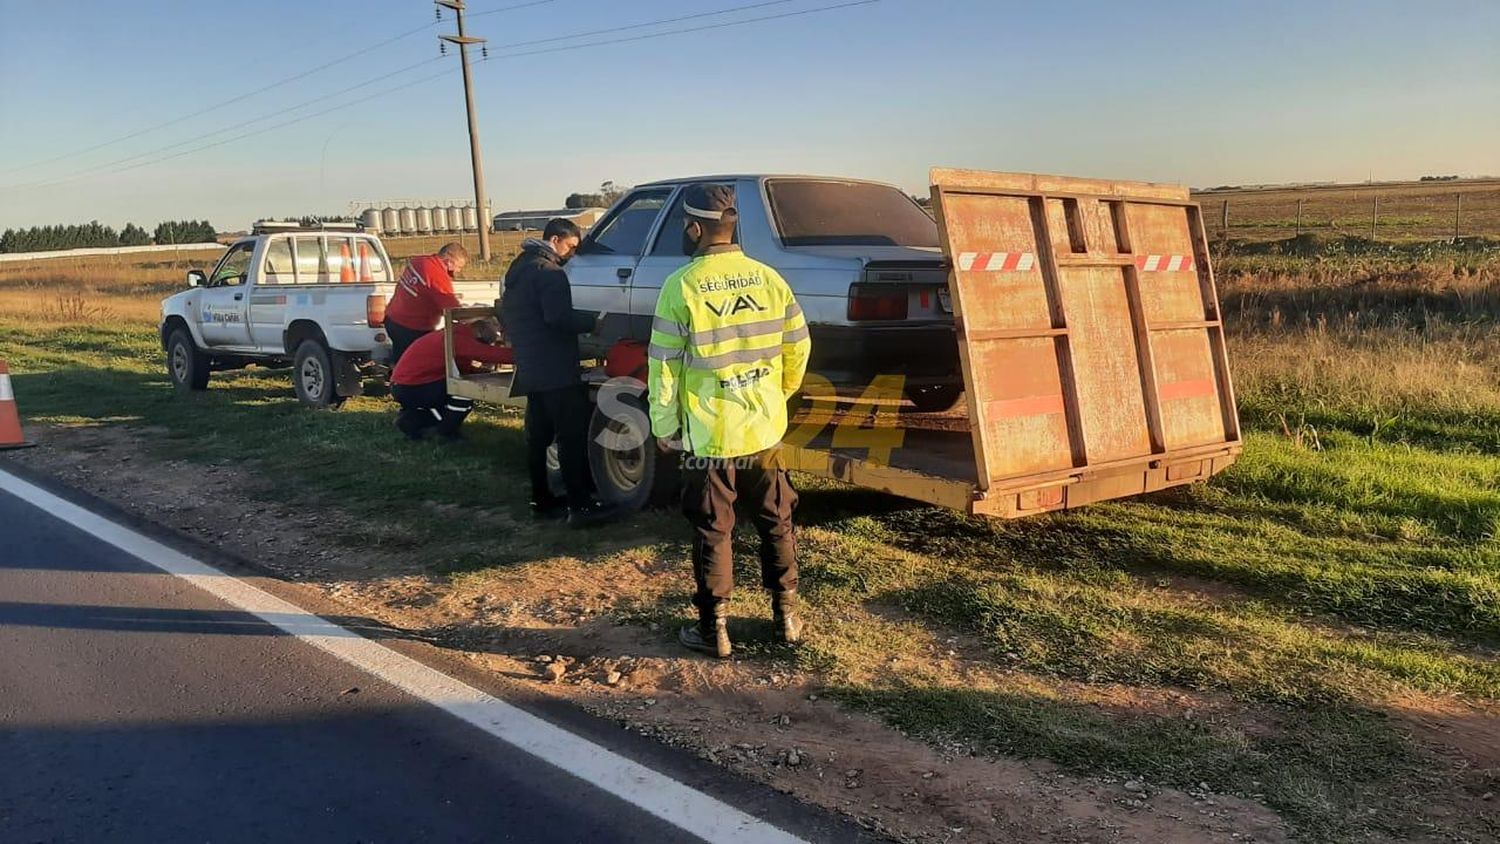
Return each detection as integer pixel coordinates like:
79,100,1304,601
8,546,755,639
679,601,731,659
772,591,804,644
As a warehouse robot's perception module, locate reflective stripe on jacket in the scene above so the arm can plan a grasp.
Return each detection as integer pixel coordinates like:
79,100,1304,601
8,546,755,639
647,246,811,458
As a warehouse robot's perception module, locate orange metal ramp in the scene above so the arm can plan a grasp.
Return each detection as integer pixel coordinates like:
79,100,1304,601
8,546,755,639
929,168,1241,515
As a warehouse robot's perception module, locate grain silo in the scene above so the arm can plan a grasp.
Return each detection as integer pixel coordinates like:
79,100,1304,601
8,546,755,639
461,205,479,232
446,205,464,233
398,206,417,234
381,207,401,235
432,206,449,233
415,206,434,234
360,208,381,233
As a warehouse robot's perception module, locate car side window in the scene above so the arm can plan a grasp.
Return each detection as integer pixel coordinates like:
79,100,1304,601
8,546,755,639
356,239,390,282
210,243,254,287
293,236,328,284
583,189,671,256
262,238,293,285
650,185,739,257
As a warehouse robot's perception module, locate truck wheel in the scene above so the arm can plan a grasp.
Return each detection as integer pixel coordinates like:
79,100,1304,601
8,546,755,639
905,384,963,413
292,339,345,409
167,329,210,391
587,397,679,512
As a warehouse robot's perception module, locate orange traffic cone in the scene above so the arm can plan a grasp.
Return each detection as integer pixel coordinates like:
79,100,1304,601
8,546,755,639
357,241,373,282
339,242,356,283
0,361,35,450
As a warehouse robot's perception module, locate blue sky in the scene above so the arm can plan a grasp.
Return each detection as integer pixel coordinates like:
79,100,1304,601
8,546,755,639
1,0,1497,230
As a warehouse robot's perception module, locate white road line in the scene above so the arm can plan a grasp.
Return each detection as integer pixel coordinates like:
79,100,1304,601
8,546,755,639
0,468,810,844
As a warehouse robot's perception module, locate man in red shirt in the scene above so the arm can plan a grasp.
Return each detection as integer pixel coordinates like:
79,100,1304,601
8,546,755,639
385,242,469,366
390,317,511,441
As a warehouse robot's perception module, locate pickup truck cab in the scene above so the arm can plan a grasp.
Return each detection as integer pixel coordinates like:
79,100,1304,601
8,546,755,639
568,175,962,411
159,221,497,407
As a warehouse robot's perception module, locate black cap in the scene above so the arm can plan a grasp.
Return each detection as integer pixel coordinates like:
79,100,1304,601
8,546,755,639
683,183,736,221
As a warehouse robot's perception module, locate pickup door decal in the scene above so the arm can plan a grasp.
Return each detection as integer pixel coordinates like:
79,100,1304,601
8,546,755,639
200,306,243,324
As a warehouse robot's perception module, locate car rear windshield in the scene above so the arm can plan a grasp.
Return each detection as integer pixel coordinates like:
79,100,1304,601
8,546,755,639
766,179,939,248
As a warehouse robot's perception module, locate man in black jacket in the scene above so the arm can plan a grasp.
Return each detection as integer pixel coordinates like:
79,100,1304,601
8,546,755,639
499,218,614,527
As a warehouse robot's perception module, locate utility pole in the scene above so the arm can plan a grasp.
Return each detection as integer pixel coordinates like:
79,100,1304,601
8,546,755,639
437,0,491,261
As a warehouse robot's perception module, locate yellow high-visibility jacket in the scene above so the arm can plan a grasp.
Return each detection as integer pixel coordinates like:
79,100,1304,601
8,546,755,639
648,245,811,458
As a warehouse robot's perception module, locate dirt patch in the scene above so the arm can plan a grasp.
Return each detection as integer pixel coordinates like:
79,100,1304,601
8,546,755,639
5,423,1297,842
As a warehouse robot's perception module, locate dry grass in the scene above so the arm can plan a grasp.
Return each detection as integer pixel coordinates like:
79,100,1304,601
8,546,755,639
1219,252,1500,425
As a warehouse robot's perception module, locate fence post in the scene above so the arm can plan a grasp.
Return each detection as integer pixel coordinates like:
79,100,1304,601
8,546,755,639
1221,200,1229,235
1454,192,1463,241
1370,195,1379,239
1295,198,1304,236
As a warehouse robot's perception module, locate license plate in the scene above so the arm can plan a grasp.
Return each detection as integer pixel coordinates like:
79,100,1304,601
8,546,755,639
936,288,952,314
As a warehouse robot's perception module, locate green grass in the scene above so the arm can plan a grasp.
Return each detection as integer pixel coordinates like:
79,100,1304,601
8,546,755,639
5,254,1500,843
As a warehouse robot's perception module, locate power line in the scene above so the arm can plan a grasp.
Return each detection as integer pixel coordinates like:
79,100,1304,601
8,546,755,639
469,0,560,18
487,0,799,49
3,56,447,193
1,1,555,177
29,67,460,191
0,21,438,178
2,0,879,192
482,0,880,61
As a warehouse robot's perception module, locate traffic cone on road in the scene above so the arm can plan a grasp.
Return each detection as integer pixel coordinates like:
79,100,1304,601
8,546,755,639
0,361,35,450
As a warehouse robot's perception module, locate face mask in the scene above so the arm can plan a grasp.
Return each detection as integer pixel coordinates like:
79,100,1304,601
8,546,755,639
681,224,700,256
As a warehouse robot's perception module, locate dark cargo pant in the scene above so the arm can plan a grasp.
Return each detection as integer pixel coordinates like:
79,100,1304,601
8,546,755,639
680,448,798,610
391,380,474,438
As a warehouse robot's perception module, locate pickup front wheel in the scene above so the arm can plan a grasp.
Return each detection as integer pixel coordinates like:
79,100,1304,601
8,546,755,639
292,339,345,409
167,329,210,391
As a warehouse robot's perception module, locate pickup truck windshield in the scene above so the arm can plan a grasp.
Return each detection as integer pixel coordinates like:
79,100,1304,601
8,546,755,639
767,180,940,248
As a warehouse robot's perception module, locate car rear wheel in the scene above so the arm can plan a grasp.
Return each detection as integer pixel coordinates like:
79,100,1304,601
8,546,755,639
586,396,679,511
167,329,210,391
293,339,345,409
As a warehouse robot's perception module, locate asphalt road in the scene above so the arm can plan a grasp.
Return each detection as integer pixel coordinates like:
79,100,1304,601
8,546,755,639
0,482,827,844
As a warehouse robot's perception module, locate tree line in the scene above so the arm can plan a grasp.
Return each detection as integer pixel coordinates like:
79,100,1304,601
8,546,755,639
0,219,217,253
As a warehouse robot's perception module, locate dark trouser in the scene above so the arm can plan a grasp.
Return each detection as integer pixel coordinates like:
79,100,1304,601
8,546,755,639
524,384,592,509
391,380,473,438
385,319,429,369
681,449,799,610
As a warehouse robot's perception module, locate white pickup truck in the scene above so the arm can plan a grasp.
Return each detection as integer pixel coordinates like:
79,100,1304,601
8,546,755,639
159,222,499,407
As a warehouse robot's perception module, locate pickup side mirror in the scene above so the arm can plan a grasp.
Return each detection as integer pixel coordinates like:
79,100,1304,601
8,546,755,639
186,269,207,288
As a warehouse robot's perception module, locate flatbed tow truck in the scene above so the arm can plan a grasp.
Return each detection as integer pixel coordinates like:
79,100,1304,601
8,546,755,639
442,168,1242,518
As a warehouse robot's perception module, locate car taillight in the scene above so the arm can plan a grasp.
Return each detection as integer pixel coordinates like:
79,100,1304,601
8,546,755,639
847,283,909,321
366,294,386,328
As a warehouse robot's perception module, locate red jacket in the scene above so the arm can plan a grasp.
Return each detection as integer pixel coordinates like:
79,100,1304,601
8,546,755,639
386,254,462,331
391,324,512,387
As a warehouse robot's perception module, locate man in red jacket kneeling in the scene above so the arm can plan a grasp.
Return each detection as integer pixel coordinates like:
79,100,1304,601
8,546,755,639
385,243,469,366
390,317,511,441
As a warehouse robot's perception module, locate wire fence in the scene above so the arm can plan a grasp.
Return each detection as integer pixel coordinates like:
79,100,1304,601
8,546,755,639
1192,181,1500,242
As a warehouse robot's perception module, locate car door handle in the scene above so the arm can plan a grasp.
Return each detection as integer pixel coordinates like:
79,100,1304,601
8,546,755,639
233,293,243,301
616,267,633,282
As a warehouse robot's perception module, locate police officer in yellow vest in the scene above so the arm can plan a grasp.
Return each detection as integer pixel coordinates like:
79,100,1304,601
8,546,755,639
648,183,813,658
